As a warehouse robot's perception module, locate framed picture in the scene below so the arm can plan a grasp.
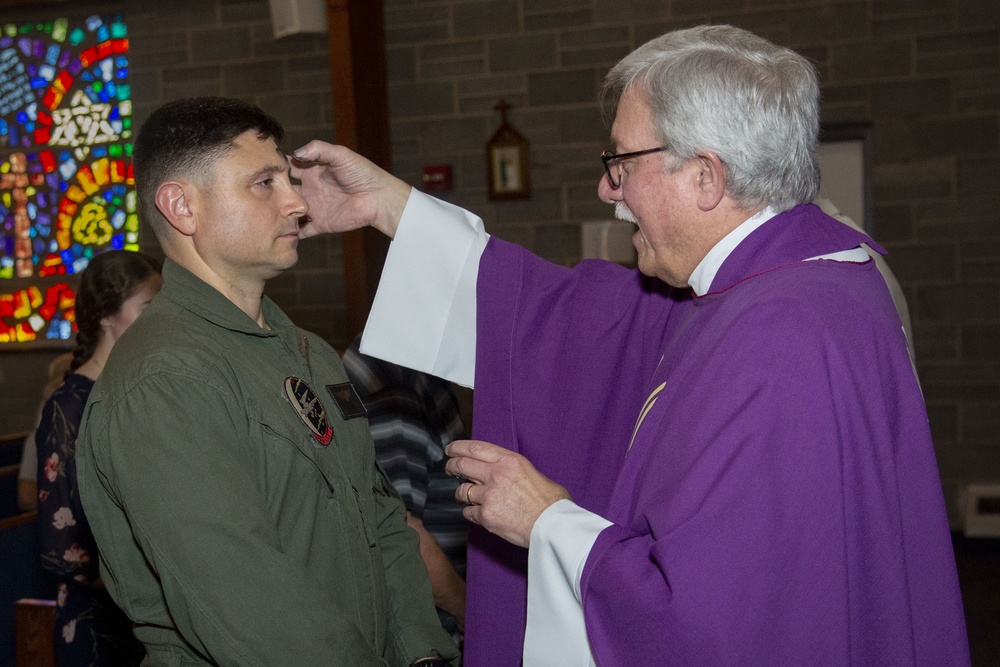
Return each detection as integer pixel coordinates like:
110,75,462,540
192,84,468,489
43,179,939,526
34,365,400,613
486,100,531,200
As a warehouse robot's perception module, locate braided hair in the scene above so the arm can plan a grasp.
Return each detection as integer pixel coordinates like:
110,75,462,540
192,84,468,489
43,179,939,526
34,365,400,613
70,250,162,373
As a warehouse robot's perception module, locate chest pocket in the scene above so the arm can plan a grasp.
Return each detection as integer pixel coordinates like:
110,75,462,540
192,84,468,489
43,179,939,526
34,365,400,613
249,414,338,499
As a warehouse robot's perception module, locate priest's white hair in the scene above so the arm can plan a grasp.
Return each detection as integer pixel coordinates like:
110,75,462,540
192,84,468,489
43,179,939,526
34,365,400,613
601,24,820,213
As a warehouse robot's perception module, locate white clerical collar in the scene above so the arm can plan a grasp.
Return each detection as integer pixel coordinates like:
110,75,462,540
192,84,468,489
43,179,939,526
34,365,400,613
687,206,778,296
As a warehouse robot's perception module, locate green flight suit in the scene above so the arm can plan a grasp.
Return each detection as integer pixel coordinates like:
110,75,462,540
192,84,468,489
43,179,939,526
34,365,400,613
78,260,459,666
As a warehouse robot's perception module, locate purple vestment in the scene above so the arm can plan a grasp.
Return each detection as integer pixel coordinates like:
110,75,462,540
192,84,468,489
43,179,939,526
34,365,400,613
465,204,969,666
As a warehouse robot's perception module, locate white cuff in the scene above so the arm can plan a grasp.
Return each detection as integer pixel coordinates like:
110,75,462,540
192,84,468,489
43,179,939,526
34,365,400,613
523,499,611,667
361,190,488,388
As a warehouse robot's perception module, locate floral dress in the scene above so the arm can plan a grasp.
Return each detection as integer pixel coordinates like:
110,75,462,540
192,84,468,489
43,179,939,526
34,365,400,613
37,373,145,667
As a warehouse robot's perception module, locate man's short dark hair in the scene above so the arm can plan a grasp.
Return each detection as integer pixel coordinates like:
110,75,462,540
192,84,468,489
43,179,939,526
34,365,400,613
132,97,285,235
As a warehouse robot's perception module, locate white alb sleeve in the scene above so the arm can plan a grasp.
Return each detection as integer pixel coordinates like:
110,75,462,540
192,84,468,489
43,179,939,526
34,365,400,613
360,189,489,388
524,499,612,667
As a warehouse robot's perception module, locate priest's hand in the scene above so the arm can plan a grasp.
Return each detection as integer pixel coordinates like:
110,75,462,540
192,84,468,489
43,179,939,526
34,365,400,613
446,440,571,549
290,141,411,240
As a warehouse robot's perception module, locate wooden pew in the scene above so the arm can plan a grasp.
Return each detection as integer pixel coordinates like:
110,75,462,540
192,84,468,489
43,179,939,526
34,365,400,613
0,432,29,520
0,512,55,666
2,434,54,666
1,464,22,520
0,432,27,468
14,599,55,667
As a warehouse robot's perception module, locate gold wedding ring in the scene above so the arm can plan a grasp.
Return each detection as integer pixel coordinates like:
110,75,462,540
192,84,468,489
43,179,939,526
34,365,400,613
465,483,476,506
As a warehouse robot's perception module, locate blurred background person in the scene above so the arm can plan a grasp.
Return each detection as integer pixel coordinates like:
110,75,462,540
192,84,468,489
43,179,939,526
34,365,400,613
37,250,162,667
17,352,73,512
343,334,468,643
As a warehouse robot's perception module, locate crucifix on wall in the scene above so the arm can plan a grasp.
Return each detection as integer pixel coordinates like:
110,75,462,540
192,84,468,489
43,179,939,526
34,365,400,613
486,99,531,200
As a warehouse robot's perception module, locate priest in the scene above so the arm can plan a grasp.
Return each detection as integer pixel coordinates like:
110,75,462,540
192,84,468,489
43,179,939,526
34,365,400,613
292,24,968,667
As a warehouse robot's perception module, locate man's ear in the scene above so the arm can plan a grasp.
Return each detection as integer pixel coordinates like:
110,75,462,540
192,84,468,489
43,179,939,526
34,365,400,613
693,152,726,212
155,181,196,236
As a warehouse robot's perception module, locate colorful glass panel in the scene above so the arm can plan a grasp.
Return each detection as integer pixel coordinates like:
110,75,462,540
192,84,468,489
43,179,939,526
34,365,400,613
0,14,133,345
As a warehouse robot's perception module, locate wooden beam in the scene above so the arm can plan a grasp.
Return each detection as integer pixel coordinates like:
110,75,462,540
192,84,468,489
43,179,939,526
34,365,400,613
326,0,392,340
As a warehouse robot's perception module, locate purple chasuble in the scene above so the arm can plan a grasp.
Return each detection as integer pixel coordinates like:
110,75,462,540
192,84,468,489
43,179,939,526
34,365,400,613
466,204,968,666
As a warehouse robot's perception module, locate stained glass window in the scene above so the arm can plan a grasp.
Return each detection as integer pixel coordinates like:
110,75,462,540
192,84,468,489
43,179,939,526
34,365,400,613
0,14,134,346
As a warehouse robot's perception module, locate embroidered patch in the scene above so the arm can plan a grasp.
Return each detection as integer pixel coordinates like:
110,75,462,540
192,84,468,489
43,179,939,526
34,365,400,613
284,377,333,445
326,382,367,420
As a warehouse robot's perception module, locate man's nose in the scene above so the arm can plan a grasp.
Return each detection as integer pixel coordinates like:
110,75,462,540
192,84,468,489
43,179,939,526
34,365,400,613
284,186,309,217
597,172,622,204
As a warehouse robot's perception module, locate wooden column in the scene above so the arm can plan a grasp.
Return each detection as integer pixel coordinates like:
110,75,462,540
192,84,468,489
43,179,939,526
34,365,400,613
325,0,392,339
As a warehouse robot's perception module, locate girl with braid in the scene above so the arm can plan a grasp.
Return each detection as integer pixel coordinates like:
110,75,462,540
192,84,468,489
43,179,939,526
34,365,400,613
37,250,161,667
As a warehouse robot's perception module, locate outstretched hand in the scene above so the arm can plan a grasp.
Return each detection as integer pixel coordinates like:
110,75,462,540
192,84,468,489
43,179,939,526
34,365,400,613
290,141,412,239
446,440,571,549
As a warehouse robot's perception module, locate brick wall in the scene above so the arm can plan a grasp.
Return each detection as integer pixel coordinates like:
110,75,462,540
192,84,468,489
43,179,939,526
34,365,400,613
1,0,997,525
383,0,1000,525
0,0,343,434
127,0,346,344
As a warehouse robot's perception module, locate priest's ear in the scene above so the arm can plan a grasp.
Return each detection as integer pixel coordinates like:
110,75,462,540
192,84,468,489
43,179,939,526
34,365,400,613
154,180,197,237
693,151,727,212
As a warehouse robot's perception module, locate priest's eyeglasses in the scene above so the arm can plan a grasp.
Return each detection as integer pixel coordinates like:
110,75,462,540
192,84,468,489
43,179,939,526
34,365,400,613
601,146,671,189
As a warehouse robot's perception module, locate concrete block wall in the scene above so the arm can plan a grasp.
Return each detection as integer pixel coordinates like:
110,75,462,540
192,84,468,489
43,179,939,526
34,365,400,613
381,0,1000,525
125,0,346,346
1,0,997,525
0,0,344,434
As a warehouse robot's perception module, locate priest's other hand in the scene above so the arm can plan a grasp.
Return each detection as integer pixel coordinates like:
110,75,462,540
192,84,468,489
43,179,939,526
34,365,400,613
446,439,571,548
290,141,411,240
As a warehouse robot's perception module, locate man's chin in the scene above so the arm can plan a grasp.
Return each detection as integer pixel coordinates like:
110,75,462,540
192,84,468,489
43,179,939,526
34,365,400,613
268,250,299,276
634,245,654,277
